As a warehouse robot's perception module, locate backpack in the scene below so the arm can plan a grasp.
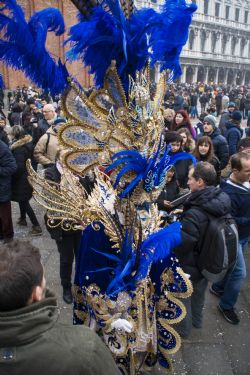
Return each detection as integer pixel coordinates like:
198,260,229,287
196,210,238,282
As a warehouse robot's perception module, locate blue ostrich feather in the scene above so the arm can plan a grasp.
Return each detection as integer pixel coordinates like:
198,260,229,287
149,0,197,79
66,1,158,90
66,0,196,90
0,1,69,95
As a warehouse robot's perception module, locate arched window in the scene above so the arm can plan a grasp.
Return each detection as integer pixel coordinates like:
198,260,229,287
189,29,195,50
200,30,206,52
240,38,246,57
231,37,236,56
211,33,217,53
204,0,209,15
222,34,227,54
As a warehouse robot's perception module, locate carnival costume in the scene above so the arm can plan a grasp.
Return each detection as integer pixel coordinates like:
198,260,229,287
0,0,197,373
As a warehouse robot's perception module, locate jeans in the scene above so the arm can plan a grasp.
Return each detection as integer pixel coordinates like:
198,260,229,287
212,241,247,310
190,106,198,118
176,277,208,338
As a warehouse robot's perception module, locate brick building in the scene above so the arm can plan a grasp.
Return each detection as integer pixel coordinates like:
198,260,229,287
0,0,93,90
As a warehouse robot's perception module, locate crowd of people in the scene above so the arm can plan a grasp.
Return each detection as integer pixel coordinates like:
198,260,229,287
0,82,250,373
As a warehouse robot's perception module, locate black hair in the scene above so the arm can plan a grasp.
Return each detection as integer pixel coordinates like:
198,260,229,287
0,240,43,311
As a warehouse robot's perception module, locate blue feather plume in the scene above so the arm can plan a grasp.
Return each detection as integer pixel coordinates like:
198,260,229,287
67,0,196,90
0,1,69,95
106,142,196,198
88,221,182,296
149,0,197,79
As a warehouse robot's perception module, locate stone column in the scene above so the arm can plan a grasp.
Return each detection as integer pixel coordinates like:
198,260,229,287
215,68,219,84
225,69,229,85
194,66,199,83
181,65,187,83
206,30,211,52
194,28,201,53
242,71,246,85
204,67,209,84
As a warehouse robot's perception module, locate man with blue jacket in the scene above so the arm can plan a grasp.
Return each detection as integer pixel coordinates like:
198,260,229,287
210,152,250,324
225,111,243,156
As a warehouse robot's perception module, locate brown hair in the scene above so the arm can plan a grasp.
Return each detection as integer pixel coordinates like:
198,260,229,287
0,240,43,311
177,128,194,152
231,152,250,171
193,136,215,162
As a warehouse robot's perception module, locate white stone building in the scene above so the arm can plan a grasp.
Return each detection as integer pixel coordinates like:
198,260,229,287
181,0,250,85
136,0,250,85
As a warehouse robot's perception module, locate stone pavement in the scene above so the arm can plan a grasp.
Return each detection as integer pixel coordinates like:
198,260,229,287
10,197,250,375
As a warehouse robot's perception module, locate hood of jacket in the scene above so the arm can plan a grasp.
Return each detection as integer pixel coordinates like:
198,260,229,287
210,127,222,138
0,289,58,346
10,134,33,150
225,121,243,135
184,186,231,217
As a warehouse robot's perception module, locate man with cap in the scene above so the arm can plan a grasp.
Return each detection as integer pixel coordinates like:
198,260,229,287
219,102,237,136
201,115,229,170
225,110,243,156
34,117,67,168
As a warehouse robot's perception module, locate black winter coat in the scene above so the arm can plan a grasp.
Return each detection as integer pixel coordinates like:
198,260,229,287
11,135,33,202
174,187,231,281
0,127,9,146
0,140,17,202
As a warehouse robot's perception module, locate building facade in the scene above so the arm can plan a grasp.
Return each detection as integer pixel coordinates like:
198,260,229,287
181,0,250,85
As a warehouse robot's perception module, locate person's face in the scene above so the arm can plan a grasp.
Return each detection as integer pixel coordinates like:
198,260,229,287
233,159,250,183
41,100,47,107
175,113,184,124
0,119,6,128
166,170,174,183
170,141,181,153
42,107,55,121
228,106,235,113
180,132,187,145
187,168,202,192
198,143,210,156
165,113,174,121
203,121,213,135
29,104,36,111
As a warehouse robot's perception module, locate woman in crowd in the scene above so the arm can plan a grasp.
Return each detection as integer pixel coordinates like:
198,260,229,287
163,108,175,130
172,109,196,139
193,135,221,185
164,131,194,189
10,125,42,235
177,128,195,153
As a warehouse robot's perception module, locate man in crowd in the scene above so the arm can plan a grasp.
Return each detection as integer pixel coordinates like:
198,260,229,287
175,162,231,338
0,140,17,243
219,102,237,136
202,115,229,170
34,118,66,168
225,110,243,156
33,104,57,145
0,240,120,375
210,152,250,324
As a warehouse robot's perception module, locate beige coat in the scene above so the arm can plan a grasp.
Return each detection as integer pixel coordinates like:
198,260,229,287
34,127,58,166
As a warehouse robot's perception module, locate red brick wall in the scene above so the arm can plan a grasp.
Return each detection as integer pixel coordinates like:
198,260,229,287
0,0,93,90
